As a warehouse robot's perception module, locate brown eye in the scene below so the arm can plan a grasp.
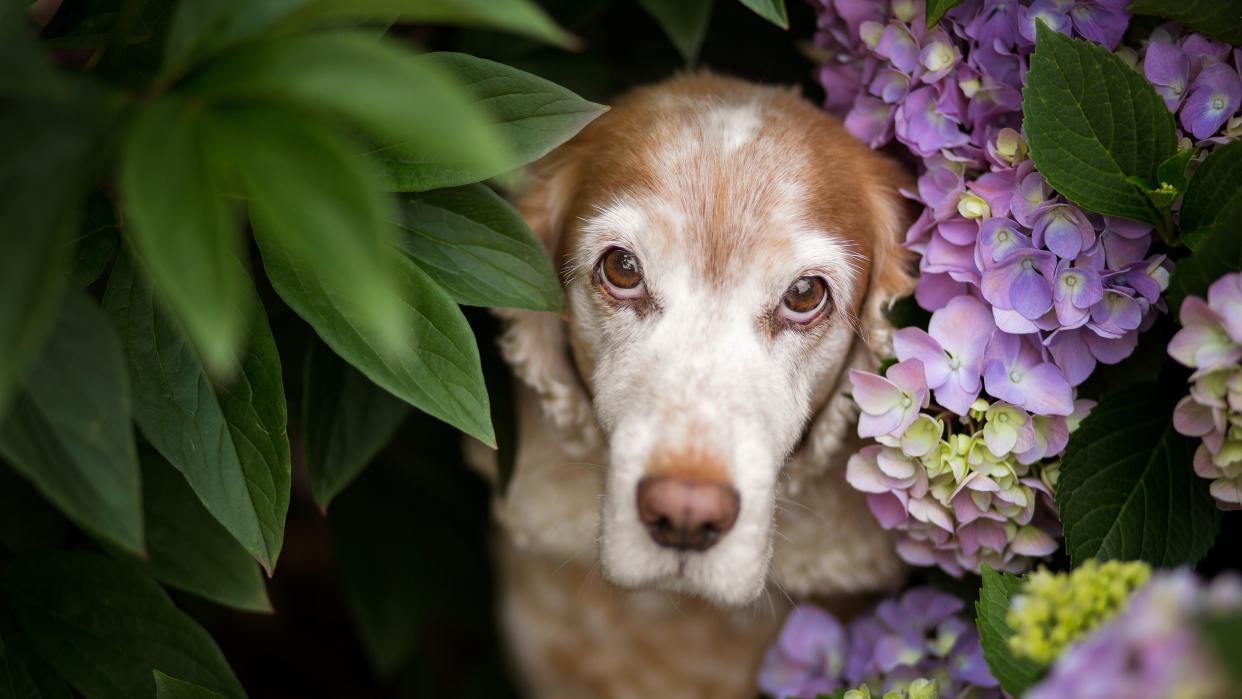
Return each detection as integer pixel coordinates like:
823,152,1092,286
598,247,645,299
779,276,829,324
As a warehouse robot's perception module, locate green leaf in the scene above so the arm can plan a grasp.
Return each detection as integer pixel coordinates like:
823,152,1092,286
1126,0,1242,47
0,292,143,556
0,615,72,699
120,97,253,376
154,671,228,699
975,565,1044,696
259,237,495,445
0,466,70,555
736,0,787,28
211,104,410,357
1,552,246,699
1057,383,1221,566
375,52,608,192
283,0,578,49
1166,202,1242,313
185,32,507,181
1156,148,1193,195
303,340,411,511
1179,140,1242,250
394,183,564,312
67,190,119,288
103,252,290,574
1199,611,1242,686
161,0,307,74
638,0,713,63
926,0,965,27
139,449,272,613
1022,24,1177,222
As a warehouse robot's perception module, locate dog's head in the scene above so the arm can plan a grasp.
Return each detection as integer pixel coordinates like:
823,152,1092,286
502,73,914,605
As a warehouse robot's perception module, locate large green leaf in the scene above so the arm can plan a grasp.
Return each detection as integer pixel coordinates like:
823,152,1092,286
0,292,142,556
975,566,1044,697
120,97,252,376
67,190,120,289
103,253,290,574
1022,24,1177,222
1,552,246,699
736,0,787,28
1127,0,1242,47
1166,203,1242,313
282,0,576,48
259,238,494,445
303,340,411,511
637,0,713,63
1179,141,1242,250
375,52,607,192
1057,383,1221,566
185,32,506,180
139,450,272,613
161,0,307,75
395,184,564,311
154,671,227,699
211,104,409,357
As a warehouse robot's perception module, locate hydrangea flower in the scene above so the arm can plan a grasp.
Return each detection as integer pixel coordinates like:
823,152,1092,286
1026,570,1242,699
758,588,1000,699
1006,559,1152,665
843,678,940,699
812,0,1241,578
1168,271,1242,509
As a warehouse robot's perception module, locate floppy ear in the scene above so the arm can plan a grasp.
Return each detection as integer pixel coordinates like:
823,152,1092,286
858,156,919,359
495,148,604,457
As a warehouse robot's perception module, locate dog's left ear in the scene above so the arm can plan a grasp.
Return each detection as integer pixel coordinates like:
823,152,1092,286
858,155,918,359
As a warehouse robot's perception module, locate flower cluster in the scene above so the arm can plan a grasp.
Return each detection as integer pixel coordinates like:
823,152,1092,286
843,678,940,699
758,588,999,699
1005,559,1152,665
1168,272,1242,509
1025,569,1242,699
811,0,1188,412
847,354,1087,575
1138,25,1242,144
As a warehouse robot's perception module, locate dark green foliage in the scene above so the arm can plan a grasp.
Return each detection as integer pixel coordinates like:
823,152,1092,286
975,566,1044,697
1127,0,1242,47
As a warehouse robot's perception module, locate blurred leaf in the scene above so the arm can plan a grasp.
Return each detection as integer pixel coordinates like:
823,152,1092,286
1057,383,1220,566
154,671,228,698
926,0,965,26
283,0,577,48
260,240,495,445
637,0,713,63
303,339,411,511
1179,140,1242,250
185,32,507,180
1166,201,1242,313
121,97,252,376
139,449,272,613
1200,611,1242,686
0,292,143,556
976,566,1043,696
376,52,607,191
1023,25,1177,223
1,552,246,699
39,0,153,49
1127,0,1242,47
67,190,119,288
103,253,290,574
736,0,787,28
0,466,70,555
395,183,564,311
211,104,409,357
161,0,307,75
0,612,72,699
1156,147,1193,195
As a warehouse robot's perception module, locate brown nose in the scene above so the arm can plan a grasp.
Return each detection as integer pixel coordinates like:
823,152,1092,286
636,476,740,551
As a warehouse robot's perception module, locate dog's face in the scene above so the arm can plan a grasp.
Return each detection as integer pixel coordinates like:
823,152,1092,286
510,75,912,606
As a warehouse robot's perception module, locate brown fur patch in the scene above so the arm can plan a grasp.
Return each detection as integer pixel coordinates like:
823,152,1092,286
645,445,731,484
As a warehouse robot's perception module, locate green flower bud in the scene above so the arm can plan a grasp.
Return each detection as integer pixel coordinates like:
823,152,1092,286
906,678,939,699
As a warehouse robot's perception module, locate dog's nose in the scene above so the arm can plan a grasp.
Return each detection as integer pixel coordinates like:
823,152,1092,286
636,475,740,551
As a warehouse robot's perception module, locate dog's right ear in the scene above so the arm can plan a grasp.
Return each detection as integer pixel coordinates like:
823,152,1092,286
495,147,604,456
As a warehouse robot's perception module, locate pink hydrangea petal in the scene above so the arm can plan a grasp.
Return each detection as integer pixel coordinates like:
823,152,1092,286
893,329,951,389
1011,525,1058,556
847,449,893,493
895,537,938,566
849,370,903,414
1173,395,1216,437
867,492,909,528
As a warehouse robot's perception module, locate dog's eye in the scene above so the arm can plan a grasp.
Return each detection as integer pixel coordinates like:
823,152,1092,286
598,247,645,299
779,276,829,324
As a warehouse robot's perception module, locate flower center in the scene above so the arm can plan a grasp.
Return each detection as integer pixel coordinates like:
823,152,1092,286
1009,370,1023,383
1022,259,1035,271
997,231,1009,242
996,413,1009,424
1065,275,1077,287
1212,94,1227,111
901,395,912,408
924,43,954,72
948,356,961,370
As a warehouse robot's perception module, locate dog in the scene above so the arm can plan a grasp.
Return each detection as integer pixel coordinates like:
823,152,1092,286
468,72,915,698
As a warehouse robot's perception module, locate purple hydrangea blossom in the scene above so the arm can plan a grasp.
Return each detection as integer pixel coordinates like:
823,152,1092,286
758,589,1001,699
1026,570,1242,699
1168,272,1242,509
